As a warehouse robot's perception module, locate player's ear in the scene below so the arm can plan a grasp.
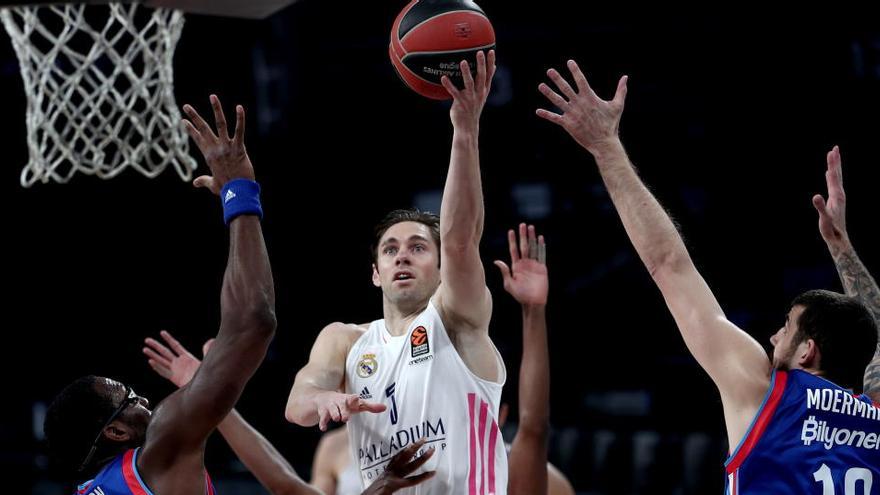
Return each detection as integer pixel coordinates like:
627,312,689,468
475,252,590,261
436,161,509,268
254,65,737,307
372,263,381,288
798,338,821,369
104,420,134,442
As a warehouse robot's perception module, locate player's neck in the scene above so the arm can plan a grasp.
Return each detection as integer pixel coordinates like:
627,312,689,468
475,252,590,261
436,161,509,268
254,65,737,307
382,299,428,336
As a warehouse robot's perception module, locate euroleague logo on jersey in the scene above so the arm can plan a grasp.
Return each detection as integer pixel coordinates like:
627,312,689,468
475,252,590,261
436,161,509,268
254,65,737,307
410,326,429,357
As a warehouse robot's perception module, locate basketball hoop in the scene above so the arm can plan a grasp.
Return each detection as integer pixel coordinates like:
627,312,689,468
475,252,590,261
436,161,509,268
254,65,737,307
1,2,196,186
1,0,295,186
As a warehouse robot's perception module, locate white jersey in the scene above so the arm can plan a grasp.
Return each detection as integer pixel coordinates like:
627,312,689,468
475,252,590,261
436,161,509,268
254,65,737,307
345,301,507,494
336,461,362,495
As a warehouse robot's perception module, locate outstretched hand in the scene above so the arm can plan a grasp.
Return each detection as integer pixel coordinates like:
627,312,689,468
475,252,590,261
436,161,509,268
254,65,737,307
362,438,436,495
440,50,496,133
143,330,214,388
536,59,627,155
182,95,255,195
314,391,387,432
494,223,548,306
812,145,851,255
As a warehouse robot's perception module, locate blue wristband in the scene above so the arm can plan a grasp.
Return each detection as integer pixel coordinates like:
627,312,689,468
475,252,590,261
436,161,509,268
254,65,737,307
220,179,263,225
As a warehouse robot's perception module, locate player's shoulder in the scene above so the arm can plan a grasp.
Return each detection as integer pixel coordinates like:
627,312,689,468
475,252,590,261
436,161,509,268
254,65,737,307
319,322,370,345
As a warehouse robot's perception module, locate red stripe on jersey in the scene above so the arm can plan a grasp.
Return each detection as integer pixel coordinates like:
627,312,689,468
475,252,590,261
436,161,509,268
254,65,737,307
121,450,149,495
726,371,789,473
205,472,215,495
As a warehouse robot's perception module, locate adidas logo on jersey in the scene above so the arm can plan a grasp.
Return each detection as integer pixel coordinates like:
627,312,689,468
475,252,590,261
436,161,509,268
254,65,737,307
224,189,237,203
360,387,372,400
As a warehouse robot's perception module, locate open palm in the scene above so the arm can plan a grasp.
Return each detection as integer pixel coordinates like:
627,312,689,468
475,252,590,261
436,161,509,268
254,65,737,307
494,223,548,306
143,330,214,388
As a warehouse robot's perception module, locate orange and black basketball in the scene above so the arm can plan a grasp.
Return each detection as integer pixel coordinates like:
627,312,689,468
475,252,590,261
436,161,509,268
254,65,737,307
389,0,495,100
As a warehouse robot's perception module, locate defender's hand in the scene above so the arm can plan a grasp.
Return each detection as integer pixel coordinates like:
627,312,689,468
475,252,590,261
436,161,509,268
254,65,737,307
536,60,627,155
183,95,255,195
494,223,548,307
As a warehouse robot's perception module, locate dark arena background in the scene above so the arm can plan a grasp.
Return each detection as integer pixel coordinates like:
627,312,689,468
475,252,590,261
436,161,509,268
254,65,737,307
2,2,879,493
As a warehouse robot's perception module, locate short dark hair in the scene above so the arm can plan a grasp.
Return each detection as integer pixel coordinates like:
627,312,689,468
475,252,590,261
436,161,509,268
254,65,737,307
371,209,441,264
791,290,878,392
44,375,116,480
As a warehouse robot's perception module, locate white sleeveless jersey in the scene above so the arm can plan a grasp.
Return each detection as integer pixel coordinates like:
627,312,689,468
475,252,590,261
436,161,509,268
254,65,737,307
345,301,507,494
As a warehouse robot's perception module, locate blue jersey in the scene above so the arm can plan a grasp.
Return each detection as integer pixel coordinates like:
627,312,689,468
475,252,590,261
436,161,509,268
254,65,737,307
725,369,880,494
75,448,215,495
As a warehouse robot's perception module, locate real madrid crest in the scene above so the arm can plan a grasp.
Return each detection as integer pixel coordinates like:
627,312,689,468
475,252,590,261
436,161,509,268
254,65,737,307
357,353,378,378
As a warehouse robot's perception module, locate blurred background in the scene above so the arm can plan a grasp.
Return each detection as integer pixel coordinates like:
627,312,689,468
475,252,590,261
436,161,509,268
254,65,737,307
2,2,880,493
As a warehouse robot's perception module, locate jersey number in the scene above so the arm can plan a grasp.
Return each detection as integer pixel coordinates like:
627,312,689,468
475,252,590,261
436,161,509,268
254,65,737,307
813,464,874,495
385,382,399,425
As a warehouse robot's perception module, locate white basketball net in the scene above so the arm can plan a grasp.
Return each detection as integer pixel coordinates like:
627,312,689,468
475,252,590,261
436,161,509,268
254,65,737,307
0,3,196,186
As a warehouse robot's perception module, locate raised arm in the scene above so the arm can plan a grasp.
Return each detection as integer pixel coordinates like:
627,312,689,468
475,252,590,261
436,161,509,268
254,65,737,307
536,63,771,441
140,96,277,481
285,323,385,430
812,146,880,401
434,51,496,332
144,332,321,495
494,224,550,495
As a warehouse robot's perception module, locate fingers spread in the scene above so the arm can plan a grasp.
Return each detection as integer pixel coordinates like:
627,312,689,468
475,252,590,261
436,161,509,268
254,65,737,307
460,60,474,91
144,337,175,361
567,59,593,96
486,49,497,88
182,120,203,145
527,225,538,260
210,94,229,140
812,194,828,214
538,82,569,110
475,50,487,90
440,75,460,99
535,108,565,126
234,105,246,145
613,74,629,107
547,68,576,100
518,223,529,259
538,234,547,264
160,330,187,356
507,228,519,262
182,104,215,138
143,346,171,368
493,260,512,281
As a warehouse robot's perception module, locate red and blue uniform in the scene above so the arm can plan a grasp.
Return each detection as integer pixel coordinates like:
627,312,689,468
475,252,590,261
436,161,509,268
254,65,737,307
725,369,880,494
75,448,215,495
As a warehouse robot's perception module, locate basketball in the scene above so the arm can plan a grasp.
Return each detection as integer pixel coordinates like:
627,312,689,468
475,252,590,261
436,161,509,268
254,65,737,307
389,0,495,100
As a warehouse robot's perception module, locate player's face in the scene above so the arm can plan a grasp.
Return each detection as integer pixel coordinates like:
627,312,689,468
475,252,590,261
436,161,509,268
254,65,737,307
99,378,152,443
770,305,805,369
373,221,441,307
